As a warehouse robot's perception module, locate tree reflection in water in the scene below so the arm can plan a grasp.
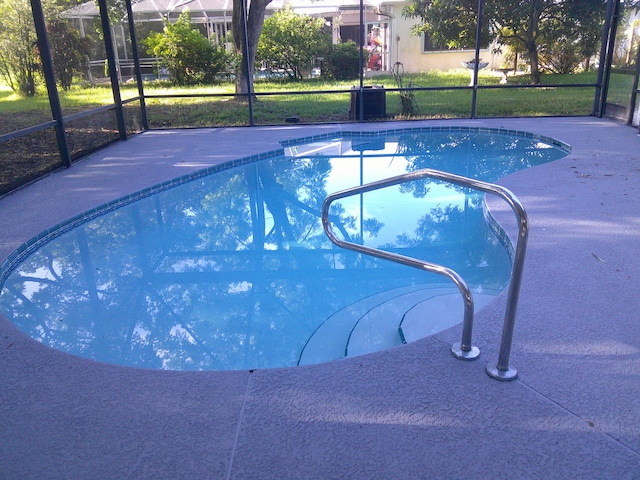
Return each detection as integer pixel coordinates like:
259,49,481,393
0,130,568,370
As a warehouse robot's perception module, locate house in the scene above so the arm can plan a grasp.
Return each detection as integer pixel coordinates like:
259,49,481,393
287,0,502,75
65,0,503,77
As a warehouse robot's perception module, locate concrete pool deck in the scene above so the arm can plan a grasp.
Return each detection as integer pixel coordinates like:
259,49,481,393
1,117,639,479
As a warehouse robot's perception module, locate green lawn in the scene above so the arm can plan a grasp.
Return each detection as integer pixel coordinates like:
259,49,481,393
0,70,601,132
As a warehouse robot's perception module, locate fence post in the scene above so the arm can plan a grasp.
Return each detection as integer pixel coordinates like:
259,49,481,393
96,0,128,140
29,0,72,168
124,0,149,131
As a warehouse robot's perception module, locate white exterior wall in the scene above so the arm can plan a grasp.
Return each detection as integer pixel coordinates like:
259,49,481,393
387,2,503,73
288,0,504,74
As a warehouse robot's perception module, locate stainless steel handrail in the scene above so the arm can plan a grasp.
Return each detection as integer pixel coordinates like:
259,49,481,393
321,168,528,381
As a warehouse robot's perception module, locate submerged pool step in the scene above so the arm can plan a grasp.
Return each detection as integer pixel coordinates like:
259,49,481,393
397,292,497,344
297,284,437,366
299,285,501,365
345,287,461,358
298,284,467,365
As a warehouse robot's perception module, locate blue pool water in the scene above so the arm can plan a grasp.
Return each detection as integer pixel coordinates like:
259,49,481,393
0,128,570,371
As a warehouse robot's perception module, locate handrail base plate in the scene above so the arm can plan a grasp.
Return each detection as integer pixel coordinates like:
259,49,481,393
451,342,480,360
486,363,518,381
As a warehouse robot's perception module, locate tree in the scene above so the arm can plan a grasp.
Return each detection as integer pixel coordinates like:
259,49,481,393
402,0,608,84
494,1,567,83
144,12,229,86
257,7,329,80
564,0,607,71
403,0,488,50
0,0,41,96
0,0,89,95
46,18,91,91
232,0,272,98
612,2,640,67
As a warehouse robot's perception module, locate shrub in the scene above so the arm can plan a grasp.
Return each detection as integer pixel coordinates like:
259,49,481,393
323,41,363,81
539,37,581,74
144,12,230,86
46,18,91,91
257,7,330,80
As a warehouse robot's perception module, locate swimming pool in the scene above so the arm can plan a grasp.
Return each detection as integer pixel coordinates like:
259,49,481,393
0,127,570,371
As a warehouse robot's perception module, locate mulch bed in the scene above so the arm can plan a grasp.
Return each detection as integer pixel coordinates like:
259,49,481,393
1,107,140,197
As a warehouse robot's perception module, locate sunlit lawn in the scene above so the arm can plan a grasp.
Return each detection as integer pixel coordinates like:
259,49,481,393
0,69,603,132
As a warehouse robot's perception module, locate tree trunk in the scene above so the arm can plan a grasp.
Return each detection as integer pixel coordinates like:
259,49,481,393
526,39,541,85
232,0,272,98
525,2,541,85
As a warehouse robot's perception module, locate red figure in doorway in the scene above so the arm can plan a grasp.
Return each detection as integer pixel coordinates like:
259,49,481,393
367,26,383,71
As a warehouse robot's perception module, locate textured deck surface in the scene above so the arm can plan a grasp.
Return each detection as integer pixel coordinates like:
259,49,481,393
1,117,639,479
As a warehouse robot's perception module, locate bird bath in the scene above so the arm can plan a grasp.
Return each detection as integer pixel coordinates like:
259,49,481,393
462,60,489,86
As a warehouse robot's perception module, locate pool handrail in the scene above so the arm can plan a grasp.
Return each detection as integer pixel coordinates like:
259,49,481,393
321,168,528,381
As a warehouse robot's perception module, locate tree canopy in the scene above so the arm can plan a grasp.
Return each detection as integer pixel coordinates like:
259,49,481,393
46,18,91,90
403,0,611,84
257,7,330,80
0,0,42,96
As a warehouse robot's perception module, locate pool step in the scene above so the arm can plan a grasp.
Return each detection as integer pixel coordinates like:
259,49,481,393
345,287,459,358
398,292,497,345
298,284,476,365
346,290,499,357
297,284,437,365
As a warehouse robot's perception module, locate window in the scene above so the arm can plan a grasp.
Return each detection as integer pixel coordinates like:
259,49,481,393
340,25,362,44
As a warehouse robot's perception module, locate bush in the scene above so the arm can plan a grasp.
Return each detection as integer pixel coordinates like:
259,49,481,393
257,7,330,80
539,37,581,74
323,41,363,81
46,18,91,91
144,12,230,86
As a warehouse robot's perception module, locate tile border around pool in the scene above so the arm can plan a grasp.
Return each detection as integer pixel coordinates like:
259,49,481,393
280,126,572,154
482,201,515,261
0,126,570,284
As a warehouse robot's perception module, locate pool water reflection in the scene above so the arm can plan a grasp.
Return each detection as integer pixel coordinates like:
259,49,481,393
0,128,569,370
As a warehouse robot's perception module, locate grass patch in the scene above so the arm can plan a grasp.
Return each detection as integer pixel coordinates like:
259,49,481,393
606,70,636,106
0,70,600,132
